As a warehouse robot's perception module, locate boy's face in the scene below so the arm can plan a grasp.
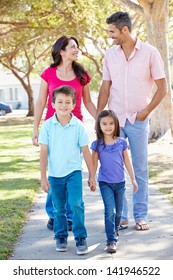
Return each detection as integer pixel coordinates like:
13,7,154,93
52,93,75,117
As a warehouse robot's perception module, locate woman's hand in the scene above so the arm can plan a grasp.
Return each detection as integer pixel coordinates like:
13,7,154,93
32,128,39,146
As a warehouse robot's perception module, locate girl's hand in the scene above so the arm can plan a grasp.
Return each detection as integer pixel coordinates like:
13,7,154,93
88,178,96,192
41,179,50,193
132,179,138,192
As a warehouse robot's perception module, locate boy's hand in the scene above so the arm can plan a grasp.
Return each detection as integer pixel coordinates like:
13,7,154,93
132,179,138,193
88,178,96,192
41,178,50,193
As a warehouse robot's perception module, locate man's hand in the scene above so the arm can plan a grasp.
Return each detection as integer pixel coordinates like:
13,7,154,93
136,108,149,121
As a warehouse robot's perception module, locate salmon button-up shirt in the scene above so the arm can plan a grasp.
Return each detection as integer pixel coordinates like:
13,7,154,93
102,38,166,127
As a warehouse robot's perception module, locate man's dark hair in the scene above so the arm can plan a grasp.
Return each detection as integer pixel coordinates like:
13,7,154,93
106,11,132,32
52,86,76,104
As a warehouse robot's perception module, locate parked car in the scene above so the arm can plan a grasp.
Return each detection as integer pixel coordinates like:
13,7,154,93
0,103,12,116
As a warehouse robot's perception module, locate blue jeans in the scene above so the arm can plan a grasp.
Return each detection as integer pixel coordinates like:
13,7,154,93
48,170,87,239
120,118,149,222
46,190,72,221
99,181,125,243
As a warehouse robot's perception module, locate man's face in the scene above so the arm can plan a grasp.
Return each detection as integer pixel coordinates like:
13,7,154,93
107,24,124,45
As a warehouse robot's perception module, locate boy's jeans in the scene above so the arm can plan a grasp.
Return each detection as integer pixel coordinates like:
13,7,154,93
46,191,72,221
99,181,125,243
48,170,87,239
120,118,149,222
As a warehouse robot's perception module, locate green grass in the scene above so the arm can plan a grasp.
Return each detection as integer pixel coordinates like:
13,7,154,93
0,118,40,260
149,156,173,205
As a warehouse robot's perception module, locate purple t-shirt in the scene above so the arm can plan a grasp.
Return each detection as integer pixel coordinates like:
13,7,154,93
91,137,128,183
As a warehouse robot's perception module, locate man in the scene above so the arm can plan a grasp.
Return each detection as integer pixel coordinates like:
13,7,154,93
97,11,167,230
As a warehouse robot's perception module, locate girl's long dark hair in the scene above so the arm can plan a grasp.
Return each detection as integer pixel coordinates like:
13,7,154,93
50,35,90,86
96,110,120,149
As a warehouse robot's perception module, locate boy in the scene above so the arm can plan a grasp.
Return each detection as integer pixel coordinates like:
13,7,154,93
39,85,96,255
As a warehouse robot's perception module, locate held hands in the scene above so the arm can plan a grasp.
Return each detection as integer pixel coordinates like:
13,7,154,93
132,179,138,193
88,177,96,192
41,178,50,193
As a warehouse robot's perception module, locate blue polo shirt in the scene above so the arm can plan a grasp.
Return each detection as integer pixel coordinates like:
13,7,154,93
38,113,89,177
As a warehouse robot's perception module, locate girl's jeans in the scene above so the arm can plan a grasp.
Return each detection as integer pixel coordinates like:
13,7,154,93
120,118,149,222
99,181,125,243
48,170,87,239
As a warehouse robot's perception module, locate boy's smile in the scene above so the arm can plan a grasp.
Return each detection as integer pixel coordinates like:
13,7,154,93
52,93,75,116
52,93,75,125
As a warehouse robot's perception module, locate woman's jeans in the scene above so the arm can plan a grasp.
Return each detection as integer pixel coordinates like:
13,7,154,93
120,119,149,222
48,170,87,239
99,181,125,243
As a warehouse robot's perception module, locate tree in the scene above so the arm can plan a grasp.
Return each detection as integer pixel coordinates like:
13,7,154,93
117,0,173,140
0,0,116,116
1,0,172,138
0,0,88,115
0,39,51,116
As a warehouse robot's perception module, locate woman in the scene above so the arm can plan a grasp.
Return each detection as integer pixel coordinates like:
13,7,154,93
32,35,96,231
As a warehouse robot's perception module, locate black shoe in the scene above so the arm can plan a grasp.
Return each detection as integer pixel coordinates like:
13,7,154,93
47,218,54,230
119,224,128,230
67,220,72,231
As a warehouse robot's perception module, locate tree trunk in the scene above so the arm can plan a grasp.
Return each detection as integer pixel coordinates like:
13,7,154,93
10,70,34,116
138,0,173,140
26,86,34,116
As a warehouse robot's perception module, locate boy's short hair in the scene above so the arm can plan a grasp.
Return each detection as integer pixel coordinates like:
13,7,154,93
52,86,76,104
106,11,132,32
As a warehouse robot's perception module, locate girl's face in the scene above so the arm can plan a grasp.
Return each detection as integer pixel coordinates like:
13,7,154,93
100,116,115,136
61,39,79,61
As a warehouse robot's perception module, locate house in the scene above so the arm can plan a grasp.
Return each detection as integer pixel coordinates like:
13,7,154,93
0,71,40,109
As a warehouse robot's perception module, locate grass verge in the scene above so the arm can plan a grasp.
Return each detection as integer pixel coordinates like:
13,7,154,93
149,146,173,205
0,117,40,260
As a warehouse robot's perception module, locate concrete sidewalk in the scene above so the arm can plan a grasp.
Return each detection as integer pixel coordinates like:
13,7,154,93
9,109,173,260
10,170,173,260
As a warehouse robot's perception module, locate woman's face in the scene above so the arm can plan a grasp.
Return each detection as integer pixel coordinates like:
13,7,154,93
61,39,80,61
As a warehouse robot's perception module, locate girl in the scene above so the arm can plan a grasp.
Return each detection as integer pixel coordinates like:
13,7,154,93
91,110,138,253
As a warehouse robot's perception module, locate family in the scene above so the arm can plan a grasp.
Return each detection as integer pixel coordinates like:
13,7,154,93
32,11,167,255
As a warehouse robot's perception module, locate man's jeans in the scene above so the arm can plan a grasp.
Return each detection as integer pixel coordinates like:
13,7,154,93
120,118,149,222
46,191,72,221
48,170,87,239
99,181,125,243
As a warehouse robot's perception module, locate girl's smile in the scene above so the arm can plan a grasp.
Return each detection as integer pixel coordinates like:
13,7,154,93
100,116,115,136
